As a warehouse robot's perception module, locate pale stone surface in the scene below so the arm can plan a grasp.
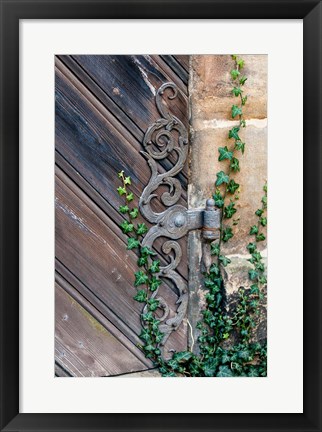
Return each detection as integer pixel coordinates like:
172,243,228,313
222,255,267,296
188,55,267,345
189,125,267,254
190,55,267,121
189,55,267,255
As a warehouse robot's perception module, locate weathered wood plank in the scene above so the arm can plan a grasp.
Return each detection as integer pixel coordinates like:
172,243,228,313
55,284,146,376
56,270,152,367
55,64,188,280
55,64,187,211
150,55,189,94
55,54,190,375
55,173,188,352
72,55,188,138
55,361,72,377
173,55,190,73
56,258,145,352
55,162,188,282
160,55,189,85
56,57,187,184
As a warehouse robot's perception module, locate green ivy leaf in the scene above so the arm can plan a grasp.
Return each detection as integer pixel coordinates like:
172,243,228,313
249,269,258,280
262,195,267,208
250,225,258,235
228,126,240,140
241,119,246,127
136,223,148,236
256,233,266,242
255,209,264,217
232,87,243,97
259,275,267,284
215,171,229,186
129,208,139,218
227,179,239,194
117,186,126,196
252,251,262,262
134,271,149,287
120,220,134,233
224,202,237,219
235,140,245,154
149,260,160,274
148,298,159,311
232,105,242,118
155,332,164,344
149,276,162,292
137,256,147,267
167,359,179,371
127,237,140,250
219,255,231,267
210,263,220,275
126,192,134,202
260,217,267,227
237,348,251,361
247,242,257,253
237,58,245,69
144,344,155,352
139,328,151,342
240,76,248,85
142,311,154,322
162,371,177,377
118,170,124,178
133,289,147,302
250,284,259,295
213,190,224,208
151,319,160,332
203,358,220,377
231,69,240,80
217,365,234,377
222,227,233,242
255,261,265,272
241,95,248,106
141,246,156,257
173,351,193,363
124,176,131,185
119,205,129,214
230,157,240,172
218,146,233,161
210,243,220,256
248,367,259,377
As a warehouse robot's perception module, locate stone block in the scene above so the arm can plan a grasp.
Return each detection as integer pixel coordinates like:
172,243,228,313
189,124,267,254
190,54,267,122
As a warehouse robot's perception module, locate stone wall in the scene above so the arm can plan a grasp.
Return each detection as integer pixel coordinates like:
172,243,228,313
188,55,267,348
189,54,267,254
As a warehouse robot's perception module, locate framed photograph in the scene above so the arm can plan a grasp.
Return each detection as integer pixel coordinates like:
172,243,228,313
1,0,321,431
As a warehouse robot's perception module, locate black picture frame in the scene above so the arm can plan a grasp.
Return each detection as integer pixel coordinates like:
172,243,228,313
1,1,321,431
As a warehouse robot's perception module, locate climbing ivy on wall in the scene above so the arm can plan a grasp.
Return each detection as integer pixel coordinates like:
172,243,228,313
117,55,267,377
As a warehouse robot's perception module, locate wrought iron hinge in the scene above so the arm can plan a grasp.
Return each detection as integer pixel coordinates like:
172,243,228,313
139,82,221,345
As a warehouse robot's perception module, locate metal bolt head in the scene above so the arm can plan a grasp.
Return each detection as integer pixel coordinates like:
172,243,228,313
174,214,185,227
206,198,215,210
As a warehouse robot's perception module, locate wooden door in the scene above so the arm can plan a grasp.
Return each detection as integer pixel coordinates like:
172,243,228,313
55,55,190,377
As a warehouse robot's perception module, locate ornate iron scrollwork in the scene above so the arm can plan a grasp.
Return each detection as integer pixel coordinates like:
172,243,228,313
139,82,221,346
139,82,196,345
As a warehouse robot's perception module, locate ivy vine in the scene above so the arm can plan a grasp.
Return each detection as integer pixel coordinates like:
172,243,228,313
117,55,267,377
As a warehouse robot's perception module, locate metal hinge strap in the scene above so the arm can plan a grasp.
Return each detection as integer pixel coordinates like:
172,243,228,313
139,82,220,347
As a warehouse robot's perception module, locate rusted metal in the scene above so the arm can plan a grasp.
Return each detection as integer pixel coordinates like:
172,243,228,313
140,82,221,345
202,198,221,241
